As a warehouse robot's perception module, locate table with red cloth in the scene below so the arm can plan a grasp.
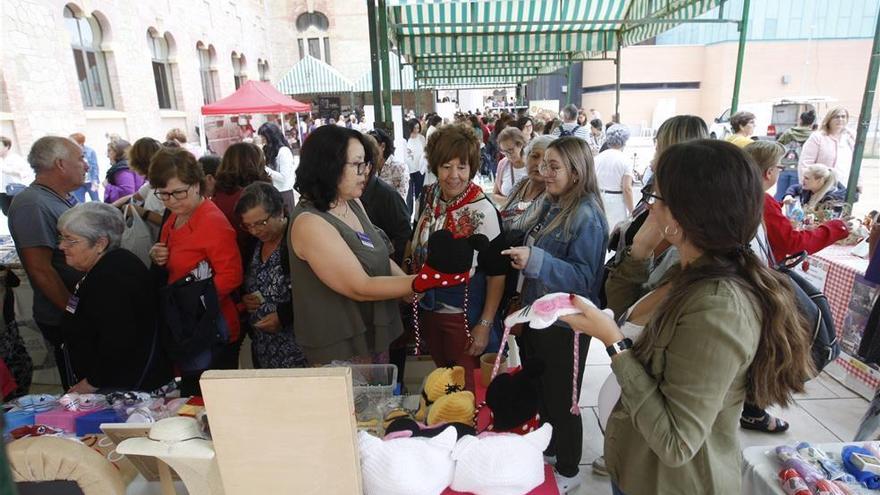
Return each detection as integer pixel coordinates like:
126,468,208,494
809,244,880,399
437,370,560,495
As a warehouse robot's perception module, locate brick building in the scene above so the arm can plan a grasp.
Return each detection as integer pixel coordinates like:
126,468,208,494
0,0,376,168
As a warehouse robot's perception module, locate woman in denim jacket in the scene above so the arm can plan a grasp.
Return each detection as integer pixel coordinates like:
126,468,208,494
502,137,608,493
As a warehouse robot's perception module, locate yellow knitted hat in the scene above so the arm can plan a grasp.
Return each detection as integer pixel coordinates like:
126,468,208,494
427,391,476,427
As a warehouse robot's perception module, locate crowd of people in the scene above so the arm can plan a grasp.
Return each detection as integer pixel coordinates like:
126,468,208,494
2,99,875,494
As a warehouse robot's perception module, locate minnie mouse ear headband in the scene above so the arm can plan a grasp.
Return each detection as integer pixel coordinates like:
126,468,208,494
492,293,614,415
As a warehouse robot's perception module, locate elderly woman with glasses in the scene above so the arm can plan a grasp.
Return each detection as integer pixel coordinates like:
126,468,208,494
236,182,307,369
492,127,529,202
289,125,416,365
59,202,170,394
148,147,243,395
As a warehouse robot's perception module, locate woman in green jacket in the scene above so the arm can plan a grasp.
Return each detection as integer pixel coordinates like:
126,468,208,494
562,139,814,495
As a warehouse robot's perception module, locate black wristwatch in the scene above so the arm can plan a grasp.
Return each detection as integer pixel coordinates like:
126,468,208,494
606,338,633,357
140,208,150,220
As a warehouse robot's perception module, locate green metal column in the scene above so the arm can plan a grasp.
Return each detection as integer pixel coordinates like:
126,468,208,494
614,36,621,122
566,64,576,106
730,0,751,114
377,0,394,128
847,7,880,204
366,0,383,124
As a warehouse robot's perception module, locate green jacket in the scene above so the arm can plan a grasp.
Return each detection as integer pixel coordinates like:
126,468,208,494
604,252,761,495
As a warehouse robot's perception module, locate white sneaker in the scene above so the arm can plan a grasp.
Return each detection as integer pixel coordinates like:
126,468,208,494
543,454,557,465
554,471,582,494
591,456,609,476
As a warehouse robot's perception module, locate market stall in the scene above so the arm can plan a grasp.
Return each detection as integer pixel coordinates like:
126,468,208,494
199,80,311,156
800,243,880,399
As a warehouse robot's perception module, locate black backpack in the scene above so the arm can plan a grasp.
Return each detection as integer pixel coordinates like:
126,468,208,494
558,125,581,137
775,252,840,373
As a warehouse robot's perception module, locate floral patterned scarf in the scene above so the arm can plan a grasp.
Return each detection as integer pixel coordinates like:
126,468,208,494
412,181,487,270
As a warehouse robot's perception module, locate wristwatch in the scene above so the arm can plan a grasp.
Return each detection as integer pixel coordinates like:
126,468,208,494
476,318,493,328
606,338,633,357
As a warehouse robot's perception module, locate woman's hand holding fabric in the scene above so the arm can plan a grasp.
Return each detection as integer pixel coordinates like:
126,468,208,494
242,293,262,313
560,296,624,347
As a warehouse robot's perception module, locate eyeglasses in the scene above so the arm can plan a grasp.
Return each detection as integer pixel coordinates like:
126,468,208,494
57,235,81,247
644,192,664,205
832,114,848,119
538,162,564,177
154,186,192,201
241,214,274,231
500,146,520,156
346,161,372,175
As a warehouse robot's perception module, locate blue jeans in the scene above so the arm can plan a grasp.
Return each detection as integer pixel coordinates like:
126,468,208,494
73,184,99,203
612,482,626,495
774,169,799,202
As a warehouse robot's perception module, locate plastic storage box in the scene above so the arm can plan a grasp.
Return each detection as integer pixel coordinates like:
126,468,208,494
348,364,397,422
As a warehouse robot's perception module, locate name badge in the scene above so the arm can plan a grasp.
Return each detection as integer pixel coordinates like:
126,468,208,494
356,232,375,248
65,295,79,314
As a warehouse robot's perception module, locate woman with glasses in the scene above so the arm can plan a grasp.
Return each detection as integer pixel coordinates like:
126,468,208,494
58,202,171,393
290,125,415,364
148,147,243,394
492,127,529,202
501,136,607,493
410,123,507,392
562,140,813,495
235,182,307,369
212,142,272,261
801,106,856,187
500,134,554,233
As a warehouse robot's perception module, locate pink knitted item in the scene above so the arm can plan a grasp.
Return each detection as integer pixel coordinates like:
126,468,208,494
491,293,614,416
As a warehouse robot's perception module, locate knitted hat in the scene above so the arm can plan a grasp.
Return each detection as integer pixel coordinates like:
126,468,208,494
428,391,476,427
449,423,553,495
485,358,545,433
384,417,476,440
415,366,467,422
359,426,458,495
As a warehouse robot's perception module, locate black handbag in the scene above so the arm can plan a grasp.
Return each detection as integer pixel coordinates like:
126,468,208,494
775,251,840,373
158,272,222,363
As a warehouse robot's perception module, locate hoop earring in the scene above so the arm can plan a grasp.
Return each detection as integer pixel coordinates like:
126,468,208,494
663,225,679,237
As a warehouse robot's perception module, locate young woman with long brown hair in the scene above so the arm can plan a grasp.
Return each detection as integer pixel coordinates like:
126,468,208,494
562,139,814,494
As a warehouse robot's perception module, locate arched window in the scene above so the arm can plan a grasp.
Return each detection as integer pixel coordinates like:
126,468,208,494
197,42,218,104
148,29,176,109
294,11,331,64
232,52,247,89
257,59,270,82
63,5,114,108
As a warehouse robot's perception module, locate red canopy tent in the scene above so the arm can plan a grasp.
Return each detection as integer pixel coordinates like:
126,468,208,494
199,80,310,151
200,80,310,115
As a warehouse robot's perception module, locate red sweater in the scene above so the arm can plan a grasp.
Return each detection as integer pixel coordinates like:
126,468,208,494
763,193,848,263
160,200,244,341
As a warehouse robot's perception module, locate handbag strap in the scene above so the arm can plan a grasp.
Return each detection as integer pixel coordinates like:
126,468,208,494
133,325,159,391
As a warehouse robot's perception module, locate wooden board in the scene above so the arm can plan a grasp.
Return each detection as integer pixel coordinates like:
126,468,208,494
200,368,362,495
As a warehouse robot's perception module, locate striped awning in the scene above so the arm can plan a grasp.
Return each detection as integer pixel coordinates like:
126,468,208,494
385,0,724,87
351,53,419,92
275,55,353,95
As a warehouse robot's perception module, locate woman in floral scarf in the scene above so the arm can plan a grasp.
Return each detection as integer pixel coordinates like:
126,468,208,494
410,123,507,392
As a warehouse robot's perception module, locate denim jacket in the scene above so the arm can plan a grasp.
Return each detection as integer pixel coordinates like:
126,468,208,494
521,196,608,306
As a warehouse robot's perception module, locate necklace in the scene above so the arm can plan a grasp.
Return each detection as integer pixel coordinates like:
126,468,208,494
330,200,350,219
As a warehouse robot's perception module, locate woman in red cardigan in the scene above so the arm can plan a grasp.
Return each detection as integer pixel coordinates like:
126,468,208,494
745,141,849,263
148,147,243,395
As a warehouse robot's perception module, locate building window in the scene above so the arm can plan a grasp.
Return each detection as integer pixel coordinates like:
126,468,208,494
63,6,114,109
258,59,270,82
232,53,247,89
295,11,330,63
148,29,176,109
197,43,218,104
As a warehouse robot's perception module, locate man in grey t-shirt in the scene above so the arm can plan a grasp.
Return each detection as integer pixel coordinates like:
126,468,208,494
8,136,87,389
